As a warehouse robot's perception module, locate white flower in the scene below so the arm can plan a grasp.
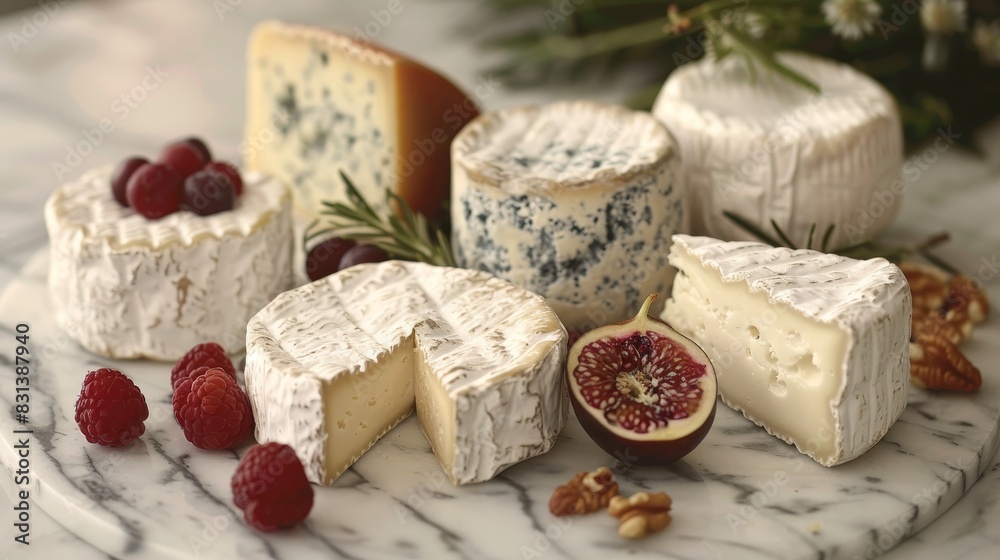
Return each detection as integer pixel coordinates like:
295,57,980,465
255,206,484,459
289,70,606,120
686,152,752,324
972,20,1000,66
822,0,882,41
920,0,967,36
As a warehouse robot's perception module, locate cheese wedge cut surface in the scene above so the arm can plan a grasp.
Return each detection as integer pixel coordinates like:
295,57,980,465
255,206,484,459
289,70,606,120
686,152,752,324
44,165,294,361
662,235,910,466
451,100,682,331
245,261,567,485
246,20,478,221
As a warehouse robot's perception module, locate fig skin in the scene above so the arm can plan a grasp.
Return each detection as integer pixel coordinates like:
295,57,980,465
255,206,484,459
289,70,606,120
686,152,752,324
566,293,717,466
569,395,716,466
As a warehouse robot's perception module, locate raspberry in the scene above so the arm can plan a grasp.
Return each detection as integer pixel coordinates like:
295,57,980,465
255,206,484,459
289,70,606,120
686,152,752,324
74,368,148,447
173,368,253,450
231,443,314,531
171,342,236,389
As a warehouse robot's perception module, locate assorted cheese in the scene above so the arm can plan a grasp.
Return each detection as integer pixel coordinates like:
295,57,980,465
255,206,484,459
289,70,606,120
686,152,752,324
245,261,567,486
44,165,294,361
451,100,683,331
652,52,903,249
245,21,478,222
662,235,911,466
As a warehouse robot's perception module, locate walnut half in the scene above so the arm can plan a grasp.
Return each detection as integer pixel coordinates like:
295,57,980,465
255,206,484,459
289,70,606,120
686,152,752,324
910,332,982,392
548,467,619,516
608,491,672,539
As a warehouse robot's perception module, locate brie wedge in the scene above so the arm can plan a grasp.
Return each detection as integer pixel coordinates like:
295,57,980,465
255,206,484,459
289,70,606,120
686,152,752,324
245,261,567,485
662,235,910,466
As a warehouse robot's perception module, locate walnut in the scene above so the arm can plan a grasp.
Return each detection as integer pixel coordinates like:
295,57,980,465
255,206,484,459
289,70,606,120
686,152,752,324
912,313,968,345
548,467,619,516
608,491,672,539
944,276,989,325
900,261,950,316
910,332,982,392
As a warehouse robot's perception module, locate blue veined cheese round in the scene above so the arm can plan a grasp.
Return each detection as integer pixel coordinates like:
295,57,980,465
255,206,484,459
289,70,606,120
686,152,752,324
44,165,294,361
451,100,683,331
652,52,903,249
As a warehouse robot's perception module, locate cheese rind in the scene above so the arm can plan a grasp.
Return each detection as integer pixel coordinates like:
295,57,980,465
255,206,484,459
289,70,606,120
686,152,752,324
652,52,903,248
662,235,910,466
451,100,683,331
245,261,567,485
245,21,477,221
44,165,294,361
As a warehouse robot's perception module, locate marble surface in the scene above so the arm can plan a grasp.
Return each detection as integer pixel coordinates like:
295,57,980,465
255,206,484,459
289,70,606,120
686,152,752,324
1,247,999,560
1,0,1000,559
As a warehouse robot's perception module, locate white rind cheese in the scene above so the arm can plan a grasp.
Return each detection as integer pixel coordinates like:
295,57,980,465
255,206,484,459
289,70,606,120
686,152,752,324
44,165,294,361
652,52,903,248
245,261,567,486
451,100,683,331
662,235,910,466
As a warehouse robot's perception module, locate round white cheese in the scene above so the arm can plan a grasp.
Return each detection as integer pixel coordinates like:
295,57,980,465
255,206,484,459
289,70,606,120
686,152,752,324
451,100,682,332
44,166,294,361
652,52,903,248
245,260,567,486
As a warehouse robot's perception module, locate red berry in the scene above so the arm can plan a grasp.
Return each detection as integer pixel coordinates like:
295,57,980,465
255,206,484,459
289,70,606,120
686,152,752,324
75,368,149,447
173,368,253,450
305,237,356,281
204,161,243,196
182,137,212,163
181,170,235,216
158,142,207,180
111,156,149,207
339,244,389,270
231,443,314,532
171,342,236,389
126,163,183,219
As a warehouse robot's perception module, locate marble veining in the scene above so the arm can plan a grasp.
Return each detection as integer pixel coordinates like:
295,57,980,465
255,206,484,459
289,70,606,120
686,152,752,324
1,250,999,559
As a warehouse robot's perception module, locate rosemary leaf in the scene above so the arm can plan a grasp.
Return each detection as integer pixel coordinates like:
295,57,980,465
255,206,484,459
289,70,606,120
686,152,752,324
770,219,798,249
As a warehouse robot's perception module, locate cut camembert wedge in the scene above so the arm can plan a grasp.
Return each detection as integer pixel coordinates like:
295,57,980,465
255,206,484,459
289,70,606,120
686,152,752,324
245,261,567,485
662,235,911,466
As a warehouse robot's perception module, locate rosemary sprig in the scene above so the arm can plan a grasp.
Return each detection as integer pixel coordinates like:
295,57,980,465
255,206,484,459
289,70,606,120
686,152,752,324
308,172,456,267
722,211,957,273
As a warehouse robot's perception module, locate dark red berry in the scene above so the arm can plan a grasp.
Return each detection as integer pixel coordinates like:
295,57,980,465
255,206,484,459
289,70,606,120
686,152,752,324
231,443,314,532
339,244,389,270
182,137,212,163
158,142,207,180
204,161,243,196
181,170,235,216
173,368,254,450
126,163,183,219
111,156,149,207
171,342,236,389
306,237,356,281
75,368,149,447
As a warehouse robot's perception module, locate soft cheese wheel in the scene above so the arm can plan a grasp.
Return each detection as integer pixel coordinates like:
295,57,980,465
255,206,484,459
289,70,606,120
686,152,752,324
451,100,682,331
245,21,478,221
652,52,903,248
662,235,910,466
245,261,567,486
44,165,294,361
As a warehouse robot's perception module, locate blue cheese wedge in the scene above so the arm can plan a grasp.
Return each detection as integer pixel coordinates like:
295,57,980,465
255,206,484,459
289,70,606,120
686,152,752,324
450,100,683,331
652,52,903,248
662,235,911,466
245,261,567,486
245,21,477,221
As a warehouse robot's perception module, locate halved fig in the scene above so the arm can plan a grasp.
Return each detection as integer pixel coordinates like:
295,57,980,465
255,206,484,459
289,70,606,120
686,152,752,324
567,294,717,465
